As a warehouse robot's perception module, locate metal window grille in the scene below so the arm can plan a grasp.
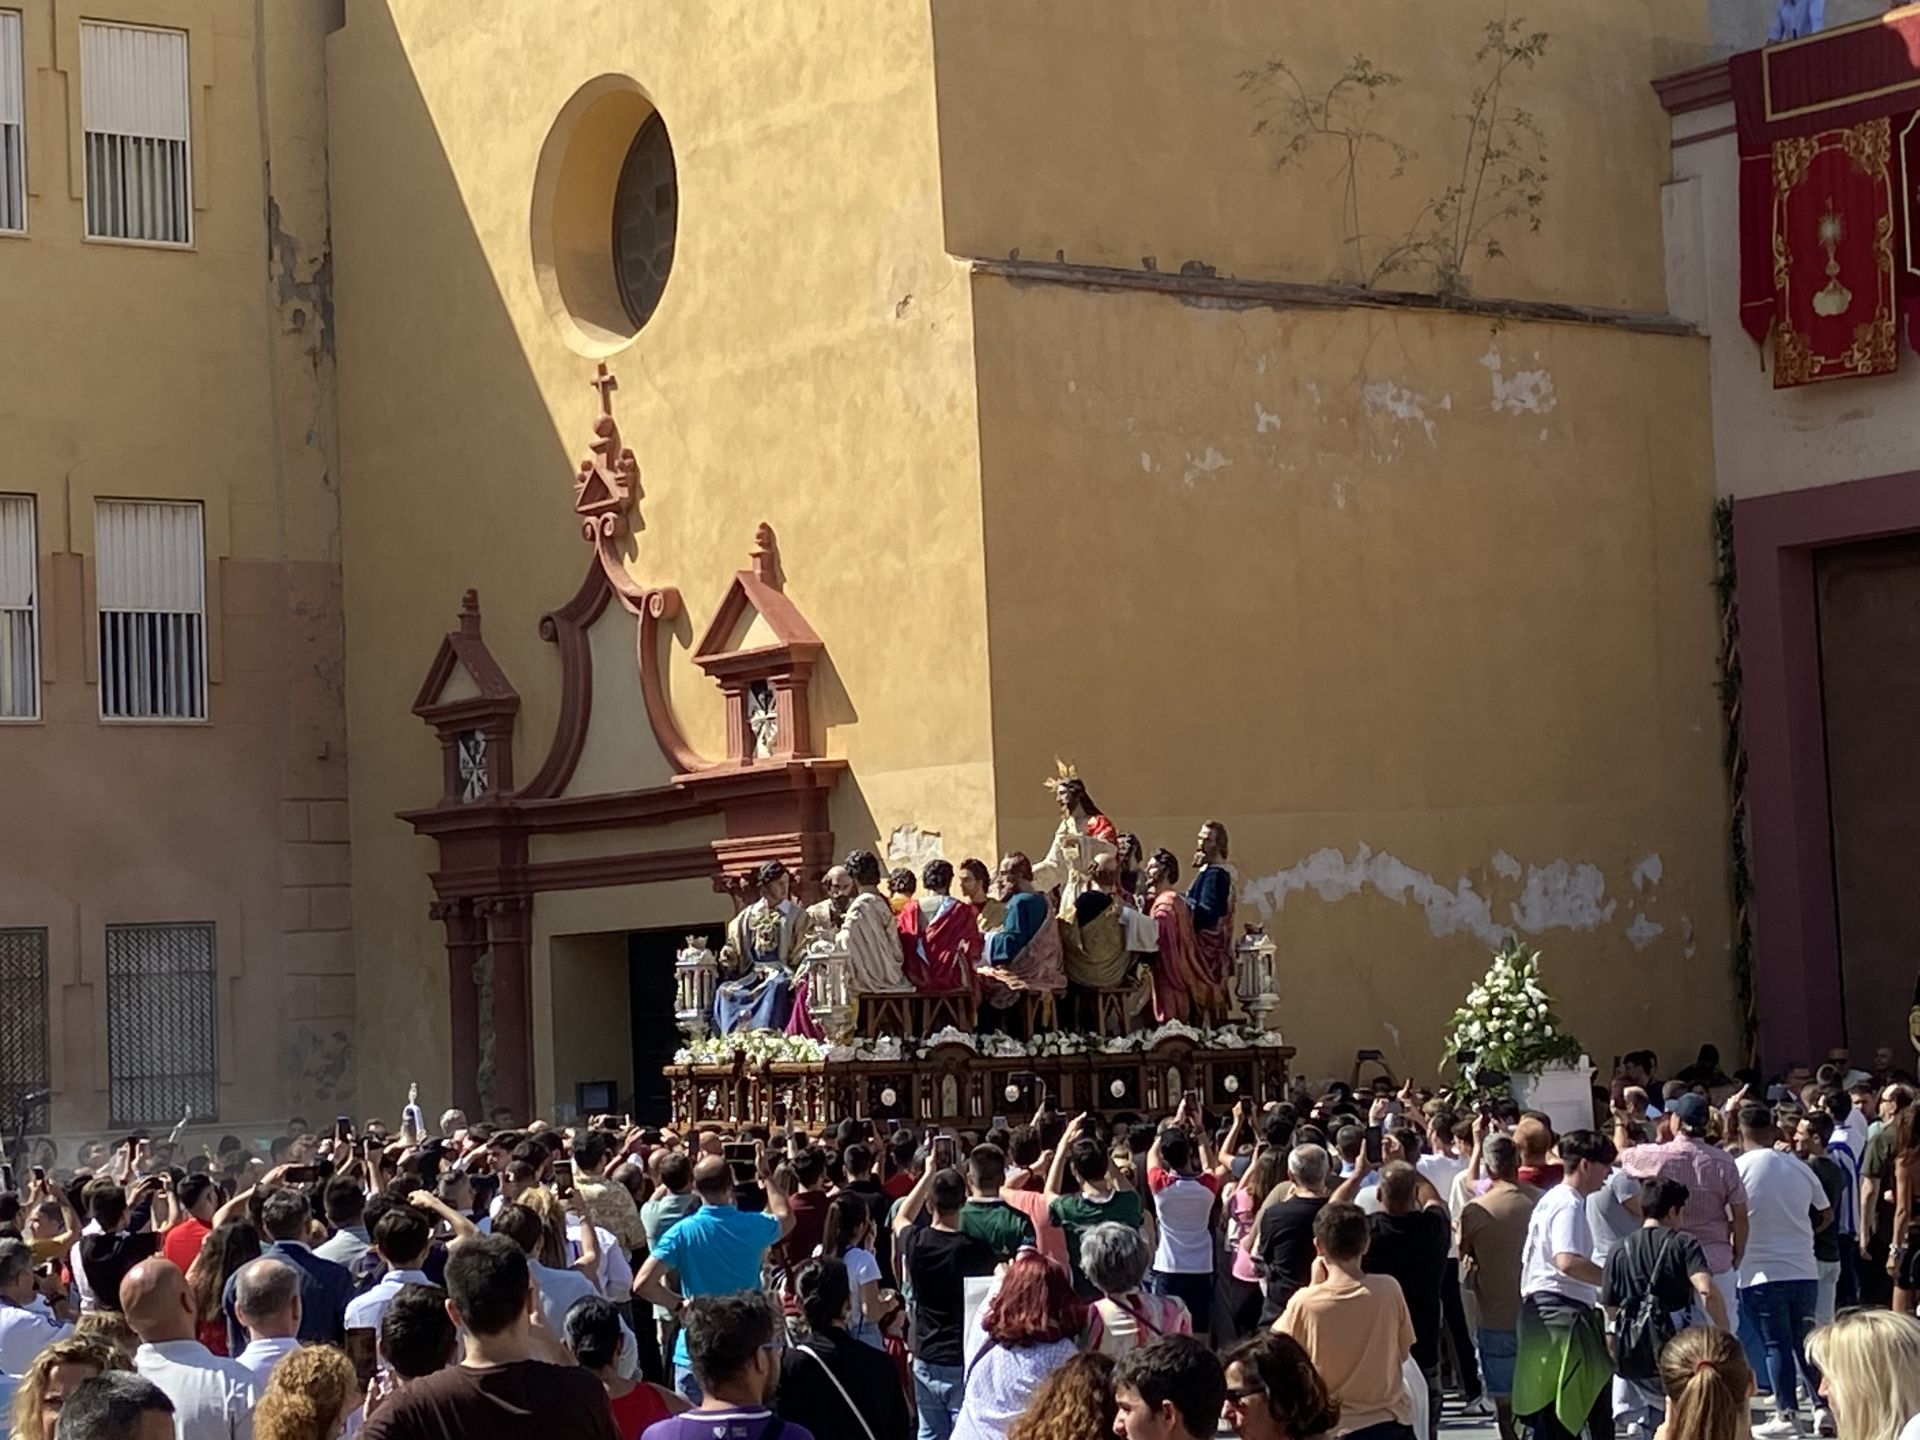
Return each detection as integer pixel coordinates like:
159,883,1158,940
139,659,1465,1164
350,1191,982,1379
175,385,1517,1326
0,495,38,719
80,21,190,245
106,923,216,1127
612,113,676,328
95,499,206,720
0,930,49,1133
0,11,23,233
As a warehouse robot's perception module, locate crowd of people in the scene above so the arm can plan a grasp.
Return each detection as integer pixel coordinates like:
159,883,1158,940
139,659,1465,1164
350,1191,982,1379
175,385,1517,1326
3,1044,1920,1440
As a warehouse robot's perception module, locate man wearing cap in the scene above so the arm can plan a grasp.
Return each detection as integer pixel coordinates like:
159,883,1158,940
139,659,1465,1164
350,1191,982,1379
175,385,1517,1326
1620,1093,1749,1329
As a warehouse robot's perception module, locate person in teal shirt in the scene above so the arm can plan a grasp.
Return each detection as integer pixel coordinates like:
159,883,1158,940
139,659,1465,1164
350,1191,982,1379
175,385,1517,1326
635,1152,794,1402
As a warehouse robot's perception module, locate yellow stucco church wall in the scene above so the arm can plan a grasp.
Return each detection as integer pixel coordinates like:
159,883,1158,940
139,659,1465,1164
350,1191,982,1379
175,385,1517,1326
328,1,994,1114
970,280,1732,1084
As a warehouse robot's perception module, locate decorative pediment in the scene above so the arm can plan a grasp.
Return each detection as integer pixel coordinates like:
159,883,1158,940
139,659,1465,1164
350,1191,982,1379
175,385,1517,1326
691,526,823,763
692,524,822,678
412,590,518,804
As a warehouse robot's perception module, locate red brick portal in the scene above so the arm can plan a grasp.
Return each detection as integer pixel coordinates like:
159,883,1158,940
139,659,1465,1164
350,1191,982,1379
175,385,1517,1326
1734,469,1920,1066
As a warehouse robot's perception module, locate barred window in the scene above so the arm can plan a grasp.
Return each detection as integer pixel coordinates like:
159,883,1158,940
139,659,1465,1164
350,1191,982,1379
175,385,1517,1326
81,20,190,245
0,930,49,1133
0,10,23,234
106,922,216,1126
95,498,206,720
0,495,37,719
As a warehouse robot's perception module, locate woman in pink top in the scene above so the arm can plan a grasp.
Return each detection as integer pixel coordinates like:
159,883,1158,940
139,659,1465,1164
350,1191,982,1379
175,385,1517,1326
1228,1147,1287,1334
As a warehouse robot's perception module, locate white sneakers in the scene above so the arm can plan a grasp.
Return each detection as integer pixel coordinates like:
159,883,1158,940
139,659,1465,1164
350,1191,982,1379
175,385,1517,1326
1755,1415,1805,1439
1815,1406,1837,1437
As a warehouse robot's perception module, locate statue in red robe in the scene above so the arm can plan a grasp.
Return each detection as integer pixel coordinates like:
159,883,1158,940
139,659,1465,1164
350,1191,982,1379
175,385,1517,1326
899,859,981,993
1147,848,1222,1026
1187,820,1237,1011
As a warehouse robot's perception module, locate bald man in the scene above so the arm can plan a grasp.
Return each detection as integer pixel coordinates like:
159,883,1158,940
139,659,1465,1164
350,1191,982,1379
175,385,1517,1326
233,1256,303,1382
122,1257,260,1440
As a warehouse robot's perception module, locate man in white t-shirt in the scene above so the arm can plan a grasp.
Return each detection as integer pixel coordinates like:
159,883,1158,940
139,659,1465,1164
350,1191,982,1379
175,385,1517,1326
1735,1104,1831,1440
1514,1130,1617,1440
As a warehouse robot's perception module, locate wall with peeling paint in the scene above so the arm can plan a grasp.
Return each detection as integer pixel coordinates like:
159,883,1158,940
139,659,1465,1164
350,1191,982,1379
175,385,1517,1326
0,0,352,1139
968,279,1735,1080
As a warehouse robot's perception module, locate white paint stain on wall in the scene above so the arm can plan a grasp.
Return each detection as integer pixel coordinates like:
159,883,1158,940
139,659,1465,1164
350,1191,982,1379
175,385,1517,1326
1361,380,1441,447
1482,346,1558,415
1631,854,1664,892
1510,859,1616,932
1182,447,1232,484
1243,845,1648,949
1140,452,1153,473
887,823,943,869
1254,401,1283,434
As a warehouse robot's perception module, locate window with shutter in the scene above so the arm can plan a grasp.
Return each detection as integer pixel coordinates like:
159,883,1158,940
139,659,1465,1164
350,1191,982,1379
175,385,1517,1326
0,930,49,1133
95,499,206,720
80,20,190,245
0,495,38,720
105,922,216,1126
0,11,22,233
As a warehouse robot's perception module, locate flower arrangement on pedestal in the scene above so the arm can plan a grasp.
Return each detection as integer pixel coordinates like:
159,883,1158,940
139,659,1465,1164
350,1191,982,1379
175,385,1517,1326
674,1019,1286,1068
1442,938,1581,1092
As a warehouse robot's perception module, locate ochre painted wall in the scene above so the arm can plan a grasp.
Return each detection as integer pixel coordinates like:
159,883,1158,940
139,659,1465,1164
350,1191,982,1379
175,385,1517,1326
329,0,993,1115
0,0,350,1142
970,281,1732,1082
932,0,1708,309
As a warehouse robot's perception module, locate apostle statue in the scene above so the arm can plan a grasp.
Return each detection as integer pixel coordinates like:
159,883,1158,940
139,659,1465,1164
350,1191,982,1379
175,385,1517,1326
900,858,982,993
977,851,1066,1009
1146,847,1224,1026
1187,820,1237,1011
1060,855,1135,992
840,849,914,998
786,864,853,1040
1030,767,1118,911
958,856,1003,932
712,860,801,1034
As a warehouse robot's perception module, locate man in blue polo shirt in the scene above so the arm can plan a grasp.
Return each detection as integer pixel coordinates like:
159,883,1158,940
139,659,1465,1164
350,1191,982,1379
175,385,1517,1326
635,1150,793,1402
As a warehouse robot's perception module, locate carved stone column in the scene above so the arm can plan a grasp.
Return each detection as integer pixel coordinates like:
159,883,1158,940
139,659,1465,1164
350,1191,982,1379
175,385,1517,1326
476,894,535,1125
429,897,484,1118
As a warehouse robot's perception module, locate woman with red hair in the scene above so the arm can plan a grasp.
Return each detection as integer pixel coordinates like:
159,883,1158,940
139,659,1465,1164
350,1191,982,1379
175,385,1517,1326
952,1250,1087,1440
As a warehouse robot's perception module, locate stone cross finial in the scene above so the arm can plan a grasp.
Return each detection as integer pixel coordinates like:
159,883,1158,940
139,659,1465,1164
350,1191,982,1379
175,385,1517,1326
459,589,481,635
751,523,779,586
589,363,618,418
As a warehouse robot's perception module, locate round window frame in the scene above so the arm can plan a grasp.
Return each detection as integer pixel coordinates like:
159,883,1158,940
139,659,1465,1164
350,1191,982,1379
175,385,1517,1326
530,76,679,358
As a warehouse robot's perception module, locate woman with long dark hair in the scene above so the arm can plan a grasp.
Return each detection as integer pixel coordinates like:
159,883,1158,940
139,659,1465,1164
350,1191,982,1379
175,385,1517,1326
816,1192,889,1349
953,1250,1086,1440
777,1258,911,1440
185,1220,260,1356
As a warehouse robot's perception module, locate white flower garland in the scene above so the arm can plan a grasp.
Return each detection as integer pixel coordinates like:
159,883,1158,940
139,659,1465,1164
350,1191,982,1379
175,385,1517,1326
673,1018,1284,1068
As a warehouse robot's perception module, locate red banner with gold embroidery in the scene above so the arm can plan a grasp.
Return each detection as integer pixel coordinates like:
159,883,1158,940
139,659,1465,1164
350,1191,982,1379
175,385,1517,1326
1730,12,1920,382
1769,120,1898,387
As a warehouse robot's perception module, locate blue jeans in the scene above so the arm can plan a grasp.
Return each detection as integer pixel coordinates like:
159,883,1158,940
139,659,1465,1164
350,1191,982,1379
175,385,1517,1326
912,1358,964,1440
673,1364,703,1405
1744,1279,1821,1415
1477,1328,1518,1399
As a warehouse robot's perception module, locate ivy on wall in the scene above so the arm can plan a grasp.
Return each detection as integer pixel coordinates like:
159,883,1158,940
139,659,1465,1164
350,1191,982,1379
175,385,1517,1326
1714,499,1759,1066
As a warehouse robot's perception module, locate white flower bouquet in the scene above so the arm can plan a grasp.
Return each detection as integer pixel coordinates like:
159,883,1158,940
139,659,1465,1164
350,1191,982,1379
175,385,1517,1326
1442,939,1581,1089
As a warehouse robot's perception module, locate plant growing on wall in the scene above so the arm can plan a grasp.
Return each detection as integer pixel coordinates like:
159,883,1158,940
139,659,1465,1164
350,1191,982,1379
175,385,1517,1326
1242,17,1551,295
1442,938,1582,1090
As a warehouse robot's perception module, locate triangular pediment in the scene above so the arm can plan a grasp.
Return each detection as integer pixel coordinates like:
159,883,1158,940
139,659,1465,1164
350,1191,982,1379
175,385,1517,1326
692,569,821,671
412,590,520,718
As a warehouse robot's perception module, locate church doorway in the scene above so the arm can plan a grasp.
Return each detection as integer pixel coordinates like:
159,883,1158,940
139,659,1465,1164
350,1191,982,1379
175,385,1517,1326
629,924,722,1124
1816,533,1920,1061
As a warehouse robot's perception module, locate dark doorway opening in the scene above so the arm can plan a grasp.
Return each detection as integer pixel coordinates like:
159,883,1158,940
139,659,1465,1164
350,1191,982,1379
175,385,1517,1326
1816,532,1920,1061
628,924,722,1124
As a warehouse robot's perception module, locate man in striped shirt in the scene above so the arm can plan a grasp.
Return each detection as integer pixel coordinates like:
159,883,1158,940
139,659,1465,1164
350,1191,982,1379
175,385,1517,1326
1620,1093,1749,1329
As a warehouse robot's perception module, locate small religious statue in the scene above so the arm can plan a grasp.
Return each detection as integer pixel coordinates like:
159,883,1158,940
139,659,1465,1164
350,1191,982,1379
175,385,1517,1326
1060,855,1135,992
1148,847,1225,1026
839,850,914,999
1187,820,1238,1013
1031,764,1118,910
786,865,853,1040
713,860,802,1034
887,867,917,915
900,858,983,993
977,851,1067,1009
